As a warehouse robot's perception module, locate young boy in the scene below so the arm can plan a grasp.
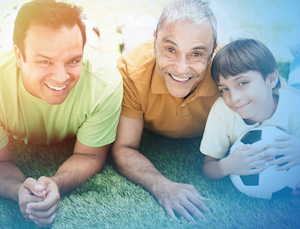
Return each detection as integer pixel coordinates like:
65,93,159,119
200,39,300,194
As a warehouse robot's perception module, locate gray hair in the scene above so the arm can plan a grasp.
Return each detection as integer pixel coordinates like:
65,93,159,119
156,0,217,46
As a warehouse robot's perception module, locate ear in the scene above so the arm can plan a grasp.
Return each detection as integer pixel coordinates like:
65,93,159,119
214,41,219,52
208,41,219,65
14,45,23,68
267,69,279,89
153,30,157,57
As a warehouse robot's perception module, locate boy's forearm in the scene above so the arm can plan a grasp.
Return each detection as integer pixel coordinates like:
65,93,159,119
0,161,25,201
202,157,230,180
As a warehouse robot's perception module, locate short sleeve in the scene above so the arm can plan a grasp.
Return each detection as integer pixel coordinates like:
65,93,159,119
0,125,9,149
200,97,231,159
76,81,123,148
117,56,143,119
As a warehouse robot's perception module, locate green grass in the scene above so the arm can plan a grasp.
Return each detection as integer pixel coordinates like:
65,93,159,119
1,115,300,229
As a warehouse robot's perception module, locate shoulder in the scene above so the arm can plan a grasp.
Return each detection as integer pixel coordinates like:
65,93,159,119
81,45,122,90
279,88,300,102
211,97,231,112
208,96,242,128
117,40,156,80
279,88,300,110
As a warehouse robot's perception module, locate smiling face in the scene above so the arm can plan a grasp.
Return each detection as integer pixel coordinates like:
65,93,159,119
218,70,279,124
154,20,215,99
14,23,83,105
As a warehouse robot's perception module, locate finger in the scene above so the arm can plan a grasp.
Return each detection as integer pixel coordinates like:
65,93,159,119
163,206,177,220
274,162,294,171
27,186,60,211
21,210,33,222
246,145,267,157
186,197,208,220
32,213,56,228
27,196,60,212
274,135,293,141
22,178,38,195
27,202,59,218
35,176,51,195
173,203,196,222
260,148,276,158
267,141,289,150
34,184,47,197
249,148,273,163
265,155,291,167
238,144,254,150
23,195,44,203
247,165,268,175
262,148,288,158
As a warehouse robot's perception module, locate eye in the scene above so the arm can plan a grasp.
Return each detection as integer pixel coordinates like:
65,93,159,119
39,60,52,65
69,60,78,64
219,88,228,93
68,59,82,66
192,52,201,57
239,81,248,86
166,47,175,53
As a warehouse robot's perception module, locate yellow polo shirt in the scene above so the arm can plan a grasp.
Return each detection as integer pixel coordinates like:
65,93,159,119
117,40,221,138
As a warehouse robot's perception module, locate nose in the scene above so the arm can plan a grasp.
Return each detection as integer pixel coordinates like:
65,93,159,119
174,55,190,75
51,64,69,83
230,88,243,103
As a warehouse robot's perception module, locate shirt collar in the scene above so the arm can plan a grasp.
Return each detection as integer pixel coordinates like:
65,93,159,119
263,89,289,128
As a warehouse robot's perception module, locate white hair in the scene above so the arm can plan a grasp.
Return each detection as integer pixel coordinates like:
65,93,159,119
156,0,217,46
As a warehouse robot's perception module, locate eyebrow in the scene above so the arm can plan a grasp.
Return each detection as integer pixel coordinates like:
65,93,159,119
163,38,207,51
36,54,83,60
217,75,249,87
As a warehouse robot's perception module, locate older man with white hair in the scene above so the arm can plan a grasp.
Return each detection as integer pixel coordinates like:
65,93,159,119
112,0,221,222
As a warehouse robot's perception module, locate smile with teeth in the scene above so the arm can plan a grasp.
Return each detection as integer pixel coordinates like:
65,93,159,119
169,74,191,82
46,83,67,91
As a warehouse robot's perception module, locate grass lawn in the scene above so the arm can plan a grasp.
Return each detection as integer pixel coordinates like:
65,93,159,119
0,0,299,228
1,124,300,228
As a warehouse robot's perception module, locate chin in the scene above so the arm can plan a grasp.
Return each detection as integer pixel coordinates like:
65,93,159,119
167,87,190,98
44,97,67,105
169,91,188,99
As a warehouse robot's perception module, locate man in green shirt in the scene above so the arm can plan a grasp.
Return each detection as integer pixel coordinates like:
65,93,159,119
0,0,122,227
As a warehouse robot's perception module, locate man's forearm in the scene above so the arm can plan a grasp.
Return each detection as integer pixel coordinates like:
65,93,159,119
0,161,25,201
112,146,169,195
51,154,105,195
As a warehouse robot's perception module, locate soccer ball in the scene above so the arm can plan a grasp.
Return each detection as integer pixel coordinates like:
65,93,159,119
229,126,300,199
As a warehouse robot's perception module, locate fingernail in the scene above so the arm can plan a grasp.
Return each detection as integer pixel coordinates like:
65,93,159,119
26,208,30,214
29,215,34,220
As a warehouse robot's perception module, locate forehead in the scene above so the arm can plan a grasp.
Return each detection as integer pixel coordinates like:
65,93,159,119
218,71,264,84
24,23,83,55
156,20,214,49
